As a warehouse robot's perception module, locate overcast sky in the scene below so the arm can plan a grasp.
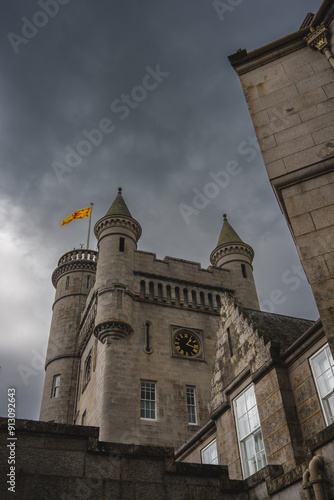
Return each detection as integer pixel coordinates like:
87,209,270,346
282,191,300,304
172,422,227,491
0,0,322,420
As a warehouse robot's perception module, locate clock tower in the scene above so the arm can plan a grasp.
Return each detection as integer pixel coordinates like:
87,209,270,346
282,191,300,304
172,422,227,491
40,189,260,448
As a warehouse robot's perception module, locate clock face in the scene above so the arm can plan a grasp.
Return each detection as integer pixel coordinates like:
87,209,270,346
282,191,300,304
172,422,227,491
174,332,200,357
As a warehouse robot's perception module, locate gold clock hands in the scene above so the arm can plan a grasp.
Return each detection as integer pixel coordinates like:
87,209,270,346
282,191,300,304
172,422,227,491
185,339,194,347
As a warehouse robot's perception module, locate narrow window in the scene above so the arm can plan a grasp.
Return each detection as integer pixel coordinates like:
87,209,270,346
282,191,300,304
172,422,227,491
65,276,70,290
166,285,171,303
175,287,180,305
200,291,205,308
149,282,154,301
208,293,213,309
144,322,152,353
241,264,247,278
83,353,92,390
227,327,233,357
52,375,60,398
310,344,334,426
158,283,163,302
201,439,218,465
140,280,146,299
119,237,125,252
216,295,221,310
192,290,197,307
140,381,156,420
86,275,91,289
183,289,188,306
81,410,86,426
186,387,197,424
234,385,266,478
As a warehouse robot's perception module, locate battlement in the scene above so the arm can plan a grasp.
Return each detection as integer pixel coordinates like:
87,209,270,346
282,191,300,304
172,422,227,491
134,250,231,288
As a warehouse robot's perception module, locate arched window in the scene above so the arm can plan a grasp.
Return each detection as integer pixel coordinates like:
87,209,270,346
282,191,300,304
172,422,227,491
140,280,146,299
158,283,163,302
200,291,205,308
83,353,92,391
65,276,70,290
183,289,188,306
166,285,171,303
216,295,222,310
86,275,91,289
149,282,154,300
208,293,213,309
192,290,197,307
175,287,180,305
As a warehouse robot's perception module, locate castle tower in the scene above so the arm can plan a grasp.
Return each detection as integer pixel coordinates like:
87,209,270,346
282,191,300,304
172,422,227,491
93,187,142,342
92,188,142,441
39,248,97,423
210,215,259,310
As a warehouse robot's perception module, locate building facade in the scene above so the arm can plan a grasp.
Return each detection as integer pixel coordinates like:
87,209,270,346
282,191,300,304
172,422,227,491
39,188,259,448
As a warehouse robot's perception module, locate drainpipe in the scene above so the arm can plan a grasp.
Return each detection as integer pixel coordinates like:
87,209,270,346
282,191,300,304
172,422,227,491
309,455,326,500
302,468,313,500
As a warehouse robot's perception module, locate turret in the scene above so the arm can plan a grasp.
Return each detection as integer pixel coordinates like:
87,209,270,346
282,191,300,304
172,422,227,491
39,248,97,423
93,187,142,343
210,215,259,310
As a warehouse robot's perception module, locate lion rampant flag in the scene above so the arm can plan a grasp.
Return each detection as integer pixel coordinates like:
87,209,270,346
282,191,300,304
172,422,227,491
61,206,91,226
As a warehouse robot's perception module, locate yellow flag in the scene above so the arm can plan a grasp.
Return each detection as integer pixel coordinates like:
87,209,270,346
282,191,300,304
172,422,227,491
61,207,91,226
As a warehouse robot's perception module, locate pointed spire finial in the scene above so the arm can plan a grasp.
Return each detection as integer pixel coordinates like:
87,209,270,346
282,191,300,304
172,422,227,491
223,213,227,221
118,187,122,194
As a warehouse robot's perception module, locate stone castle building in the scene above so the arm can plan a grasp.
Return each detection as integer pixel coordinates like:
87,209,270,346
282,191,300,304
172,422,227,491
2,1,334,498
39,188,260,448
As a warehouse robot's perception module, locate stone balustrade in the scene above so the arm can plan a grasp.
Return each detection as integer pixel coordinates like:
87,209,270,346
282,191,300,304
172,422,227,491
58,249,98,266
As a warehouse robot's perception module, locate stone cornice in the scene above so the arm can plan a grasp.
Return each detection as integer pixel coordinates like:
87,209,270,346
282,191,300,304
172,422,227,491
94,319,134,343
228,0,334,75
210,243,254,267
94,215,142,242
52,260,97,288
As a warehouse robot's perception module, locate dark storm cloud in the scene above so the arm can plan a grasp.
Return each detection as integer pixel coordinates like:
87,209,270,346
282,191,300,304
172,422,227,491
0,0,322,419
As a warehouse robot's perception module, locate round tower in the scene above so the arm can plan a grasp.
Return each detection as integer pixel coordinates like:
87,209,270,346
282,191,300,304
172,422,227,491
39,249,97,423
210,214,259,310
93,187,142,343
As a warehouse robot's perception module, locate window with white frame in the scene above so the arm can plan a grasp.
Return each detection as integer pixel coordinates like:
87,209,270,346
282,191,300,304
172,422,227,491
186,386,197,424
310,344,334,426
52,374,60,398
140,381,156,420
201,439,218,465
234,384,266,478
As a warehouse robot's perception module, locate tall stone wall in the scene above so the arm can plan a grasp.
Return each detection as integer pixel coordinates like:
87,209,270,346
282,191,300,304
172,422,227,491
0,418,245,500
229,4,334,353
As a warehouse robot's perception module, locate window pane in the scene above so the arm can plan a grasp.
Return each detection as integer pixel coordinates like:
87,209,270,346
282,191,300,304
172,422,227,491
244,436,255,459
248,406,259,432
234,385,266,478
201,440,218,465
313,350,329,377
140,382,156,419
235,393,246,418
238,414,250,439
324,393,334,423
311,345,334,426
245,388,256,411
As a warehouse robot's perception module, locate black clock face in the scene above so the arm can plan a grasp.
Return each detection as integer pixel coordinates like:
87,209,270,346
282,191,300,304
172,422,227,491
174,332,200,357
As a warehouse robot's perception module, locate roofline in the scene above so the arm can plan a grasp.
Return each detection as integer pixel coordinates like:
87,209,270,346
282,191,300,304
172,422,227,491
228,0,334,75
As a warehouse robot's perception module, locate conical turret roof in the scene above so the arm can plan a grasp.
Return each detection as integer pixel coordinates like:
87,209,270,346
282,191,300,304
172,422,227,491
105,187,132,218
216,214,244,247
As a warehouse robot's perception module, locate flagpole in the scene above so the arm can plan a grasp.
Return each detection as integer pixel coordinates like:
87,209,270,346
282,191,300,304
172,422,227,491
87,203,94,249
